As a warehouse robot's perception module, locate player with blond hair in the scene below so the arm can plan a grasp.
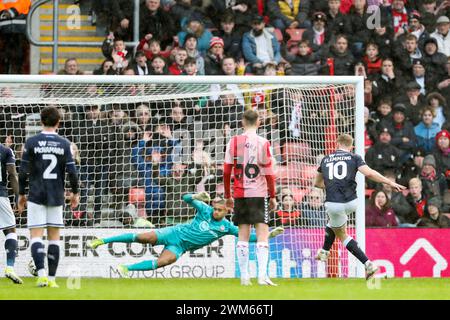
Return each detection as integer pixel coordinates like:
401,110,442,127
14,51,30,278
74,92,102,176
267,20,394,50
314,134,406,280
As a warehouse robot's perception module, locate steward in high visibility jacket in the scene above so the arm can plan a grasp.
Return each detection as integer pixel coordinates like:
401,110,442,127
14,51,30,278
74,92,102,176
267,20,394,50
0,0,31,19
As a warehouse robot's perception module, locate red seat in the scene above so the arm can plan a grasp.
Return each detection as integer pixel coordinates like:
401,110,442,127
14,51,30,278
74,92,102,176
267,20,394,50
273,28,283,43
276,163,316,187
286,28,305,48
282,142,313,163
365,189,375,197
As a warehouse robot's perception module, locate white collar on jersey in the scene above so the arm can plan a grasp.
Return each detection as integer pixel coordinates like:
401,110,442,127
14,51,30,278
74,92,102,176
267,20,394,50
41,131,58,135
244,128,258,134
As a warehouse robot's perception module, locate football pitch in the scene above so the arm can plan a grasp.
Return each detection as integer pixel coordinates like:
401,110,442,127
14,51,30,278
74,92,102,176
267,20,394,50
0,278,449,300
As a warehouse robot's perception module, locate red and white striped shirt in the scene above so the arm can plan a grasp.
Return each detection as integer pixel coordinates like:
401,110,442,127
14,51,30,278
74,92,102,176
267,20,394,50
223,130,276,199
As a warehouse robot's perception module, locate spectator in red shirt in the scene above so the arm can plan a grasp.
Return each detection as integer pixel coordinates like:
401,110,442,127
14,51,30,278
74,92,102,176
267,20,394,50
272,193,301,227
366,189,399,227
389,0,409,37
362,43,383,76
137,37,171,61
169,48,187,75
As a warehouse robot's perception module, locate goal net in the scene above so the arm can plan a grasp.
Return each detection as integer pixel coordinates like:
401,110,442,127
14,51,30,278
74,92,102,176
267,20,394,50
0,75,365,279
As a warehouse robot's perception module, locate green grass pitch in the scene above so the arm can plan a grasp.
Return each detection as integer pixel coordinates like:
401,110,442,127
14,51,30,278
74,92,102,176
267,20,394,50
0,278,449,300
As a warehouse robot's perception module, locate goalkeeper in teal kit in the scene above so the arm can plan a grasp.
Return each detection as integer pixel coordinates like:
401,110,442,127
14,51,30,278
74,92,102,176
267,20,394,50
88,192,284,277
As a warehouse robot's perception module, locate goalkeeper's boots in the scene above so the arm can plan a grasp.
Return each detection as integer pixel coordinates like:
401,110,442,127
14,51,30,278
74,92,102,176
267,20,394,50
315,249,330,262
240,278,252,286
258,277,278,286
87,238,105,250
365,261,379,280
117,264,130,278
4,267,23,284
48,280,59,288
36,276,49,287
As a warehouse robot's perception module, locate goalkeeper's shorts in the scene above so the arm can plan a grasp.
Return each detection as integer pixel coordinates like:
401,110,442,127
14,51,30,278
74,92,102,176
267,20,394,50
154,227,186,259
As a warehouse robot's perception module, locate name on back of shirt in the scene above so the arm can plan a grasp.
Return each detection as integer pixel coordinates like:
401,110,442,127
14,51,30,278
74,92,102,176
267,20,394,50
323,154,352,163
34,141,64,155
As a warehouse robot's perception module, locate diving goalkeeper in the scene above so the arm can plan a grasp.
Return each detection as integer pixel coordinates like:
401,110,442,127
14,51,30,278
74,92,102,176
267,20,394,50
88,192,284,277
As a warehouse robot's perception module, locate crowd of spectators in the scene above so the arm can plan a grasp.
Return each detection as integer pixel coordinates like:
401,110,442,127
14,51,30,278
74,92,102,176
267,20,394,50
2,0,450,228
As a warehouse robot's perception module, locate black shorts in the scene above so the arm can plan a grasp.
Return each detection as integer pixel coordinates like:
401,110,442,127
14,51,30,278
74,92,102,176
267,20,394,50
233,197,269,225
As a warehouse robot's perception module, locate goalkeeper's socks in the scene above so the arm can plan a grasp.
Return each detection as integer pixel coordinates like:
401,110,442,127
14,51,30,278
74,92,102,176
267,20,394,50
103,233,137,244
31,238,46,277
322,225,336,251
47,240,60,281
343,237,369,265
127,259,158,271
237,241,249,279
256,242,269,281
4,233,18,267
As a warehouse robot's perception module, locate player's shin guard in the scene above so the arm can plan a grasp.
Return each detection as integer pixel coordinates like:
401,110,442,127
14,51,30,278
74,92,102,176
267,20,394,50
31,238,46,277
256,242,269,281
5,233,18,267
343,237,369,264
322,225,336,251
47,240,60,281
127,259,158,271
103,233,137,244
237,241,249,280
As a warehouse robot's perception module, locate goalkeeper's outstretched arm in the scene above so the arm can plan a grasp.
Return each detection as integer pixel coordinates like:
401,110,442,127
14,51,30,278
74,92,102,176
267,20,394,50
182,192,212,214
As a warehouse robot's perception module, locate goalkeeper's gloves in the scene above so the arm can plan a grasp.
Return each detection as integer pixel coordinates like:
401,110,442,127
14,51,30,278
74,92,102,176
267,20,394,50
192,191,211,203
269,227,284,238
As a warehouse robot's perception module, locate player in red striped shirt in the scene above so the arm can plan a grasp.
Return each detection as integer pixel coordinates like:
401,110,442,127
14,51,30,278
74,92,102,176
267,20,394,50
224,109,277,286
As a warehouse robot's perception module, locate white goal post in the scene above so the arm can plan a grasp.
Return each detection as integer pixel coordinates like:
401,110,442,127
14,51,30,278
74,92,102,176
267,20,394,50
0,75,365,279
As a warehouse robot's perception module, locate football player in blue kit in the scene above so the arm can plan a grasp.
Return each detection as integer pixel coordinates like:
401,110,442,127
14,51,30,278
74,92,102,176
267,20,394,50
314,134,405,280
18,106,80,287
0,143,22,284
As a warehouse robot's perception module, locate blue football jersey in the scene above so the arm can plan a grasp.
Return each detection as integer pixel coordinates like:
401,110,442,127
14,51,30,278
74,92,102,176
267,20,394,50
0,145,16,198
318,149,366,203
20,132,77,206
